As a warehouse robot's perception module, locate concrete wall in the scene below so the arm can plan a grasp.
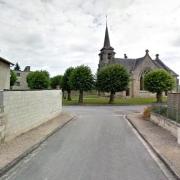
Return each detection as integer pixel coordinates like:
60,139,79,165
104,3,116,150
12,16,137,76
0,61,10,90
1,90,62,141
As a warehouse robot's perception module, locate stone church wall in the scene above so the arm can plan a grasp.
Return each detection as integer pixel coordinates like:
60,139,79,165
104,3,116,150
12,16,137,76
0,90,62,142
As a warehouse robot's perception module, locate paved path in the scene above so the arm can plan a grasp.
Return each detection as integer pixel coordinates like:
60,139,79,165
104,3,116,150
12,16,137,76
1,106,169,180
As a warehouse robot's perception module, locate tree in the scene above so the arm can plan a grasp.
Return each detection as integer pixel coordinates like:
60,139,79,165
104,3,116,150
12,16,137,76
27,70,50,89
70,65,94,103
50,75,63,89
97,64,130,104
62,67,74,101
10,70,17,88
144,69,175,103
14,63,21,71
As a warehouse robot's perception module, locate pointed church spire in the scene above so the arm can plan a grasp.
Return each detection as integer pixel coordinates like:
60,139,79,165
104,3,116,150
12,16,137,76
103,16,111,48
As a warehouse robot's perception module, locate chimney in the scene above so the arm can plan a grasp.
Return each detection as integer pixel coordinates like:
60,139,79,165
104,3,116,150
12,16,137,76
124,54,128,59
155,54,159,60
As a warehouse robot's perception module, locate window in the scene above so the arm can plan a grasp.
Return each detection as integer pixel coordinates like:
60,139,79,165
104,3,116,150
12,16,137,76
140,75,144,90
140,70,150,90
15,82,20,86
16,72,21,77
108,53,112,60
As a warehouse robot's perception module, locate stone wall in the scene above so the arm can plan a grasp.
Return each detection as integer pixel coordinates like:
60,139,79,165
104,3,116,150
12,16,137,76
168,93,180,122
0,90,62,142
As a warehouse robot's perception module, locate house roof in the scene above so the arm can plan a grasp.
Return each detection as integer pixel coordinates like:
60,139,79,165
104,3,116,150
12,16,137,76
0,57,14,65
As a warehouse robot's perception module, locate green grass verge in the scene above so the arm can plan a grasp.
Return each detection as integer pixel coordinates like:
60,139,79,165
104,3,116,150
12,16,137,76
63,95,167,106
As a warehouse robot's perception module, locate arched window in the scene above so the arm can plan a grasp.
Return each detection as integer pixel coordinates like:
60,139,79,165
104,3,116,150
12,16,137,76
108,53,112,60
140,75,144,90
140,70,150,91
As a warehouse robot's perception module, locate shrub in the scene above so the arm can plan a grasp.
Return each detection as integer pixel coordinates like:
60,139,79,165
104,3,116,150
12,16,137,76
151,104,168,117
10,70,17,87
27,70,50,89
51,75,63,89
143,107,151,119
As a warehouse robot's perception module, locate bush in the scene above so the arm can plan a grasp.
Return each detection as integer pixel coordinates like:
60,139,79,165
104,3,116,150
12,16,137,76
51,75,63,89
151,104,168,117
142,107,151,119
10,70,17,87
27,70,50,89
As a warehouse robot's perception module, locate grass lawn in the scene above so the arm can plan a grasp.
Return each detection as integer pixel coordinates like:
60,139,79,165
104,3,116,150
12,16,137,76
63,94,167,106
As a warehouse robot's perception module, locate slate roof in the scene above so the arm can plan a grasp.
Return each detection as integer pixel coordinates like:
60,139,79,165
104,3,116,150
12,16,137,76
153,58,178,76
113,57,144,72
101,23,114,51
0,57,14,65
114,56,178,76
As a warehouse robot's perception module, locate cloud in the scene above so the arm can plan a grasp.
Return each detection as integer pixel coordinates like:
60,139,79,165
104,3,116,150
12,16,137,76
0,0,180,77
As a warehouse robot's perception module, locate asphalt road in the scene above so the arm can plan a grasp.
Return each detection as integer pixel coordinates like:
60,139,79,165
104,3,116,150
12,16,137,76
1,106,169,180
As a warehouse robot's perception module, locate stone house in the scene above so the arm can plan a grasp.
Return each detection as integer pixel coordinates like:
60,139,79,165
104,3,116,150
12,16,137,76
98,24,179,97
12,66,31,90
0,57,13,90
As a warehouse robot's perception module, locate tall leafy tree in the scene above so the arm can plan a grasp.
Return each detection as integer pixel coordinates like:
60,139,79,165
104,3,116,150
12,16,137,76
50,75,63,89
97,64,130,104
27,70,50,89
14,63,21,71
70,65,94,104
10,70,17,88
62,67,74,101
144,69,175,103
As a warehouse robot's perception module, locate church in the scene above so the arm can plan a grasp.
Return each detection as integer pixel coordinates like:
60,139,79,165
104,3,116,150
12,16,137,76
98,24,179,97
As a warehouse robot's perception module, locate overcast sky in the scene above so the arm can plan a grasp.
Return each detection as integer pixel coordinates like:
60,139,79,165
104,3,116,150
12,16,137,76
0,0,180,76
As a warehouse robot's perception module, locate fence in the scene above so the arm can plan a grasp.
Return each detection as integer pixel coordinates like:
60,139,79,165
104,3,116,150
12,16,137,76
167,93,180,123
151,93,180,123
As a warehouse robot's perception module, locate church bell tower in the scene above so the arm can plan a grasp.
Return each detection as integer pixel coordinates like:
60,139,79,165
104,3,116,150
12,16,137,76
98,20,115,70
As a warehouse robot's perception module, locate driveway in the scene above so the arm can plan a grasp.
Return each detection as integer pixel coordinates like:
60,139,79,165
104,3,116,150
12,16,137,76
1,106,169,180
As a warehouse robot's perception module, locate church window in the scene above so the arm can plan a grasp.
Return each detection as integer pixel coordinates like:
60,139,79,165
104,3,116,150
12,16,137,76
140,70,150,90
140,75,144,90
108,53,112,60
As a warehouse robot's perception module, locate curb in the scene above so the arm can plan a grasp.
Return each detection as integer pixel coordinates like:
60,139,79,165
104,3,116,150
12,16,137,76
0,116,75,177
126,115,180,180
